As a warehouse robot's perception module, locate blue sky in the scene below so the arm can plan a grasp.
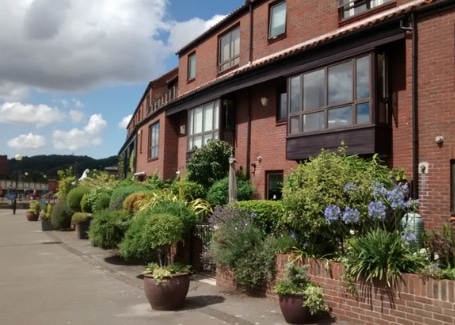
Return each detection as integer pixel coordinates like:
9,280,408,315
0,0,245,159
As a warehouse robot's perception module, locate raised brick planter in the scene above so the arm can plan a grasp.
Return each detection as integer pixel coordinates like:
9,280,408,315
216,254,455,325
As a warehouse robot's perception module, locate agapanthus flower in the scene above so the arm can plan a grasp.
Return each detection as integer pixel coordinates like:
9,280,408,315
342,207,360,224
368,200,386,220
324,204,341,222
371,181,388,200
343,182,358,196
401,231,417,245
386,183,408,210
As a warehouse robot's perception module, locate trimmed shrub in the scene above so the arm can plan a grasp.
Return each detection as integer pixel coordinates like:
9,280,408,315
80,193,91,213
109,184,148,210
88,209,132,249
66,186,90,212
93,192,111,212
51,200,74,230
237,200,285,235
169,180,206,201
206,177,255,207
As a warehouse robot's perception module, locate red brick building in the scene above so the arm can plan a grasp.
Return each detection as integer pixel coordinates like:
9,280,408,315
119,0,455,230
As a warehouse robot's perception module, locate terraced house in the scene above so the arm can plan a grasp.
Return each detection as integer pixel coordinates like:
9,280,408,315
119,0,455,230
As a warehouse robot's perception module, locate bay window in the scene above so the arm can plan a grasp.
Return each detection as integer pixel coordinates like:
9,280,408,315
188,101,220,151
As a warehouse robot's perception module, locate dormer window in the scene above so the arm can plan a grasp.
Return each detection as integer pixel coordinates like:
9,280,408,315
269,1,287,40
339,0,394,20
219,26,240,73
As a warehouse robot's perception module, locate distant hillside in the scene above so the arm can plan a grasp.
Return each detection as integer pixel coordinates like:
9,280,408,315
4,155,118,180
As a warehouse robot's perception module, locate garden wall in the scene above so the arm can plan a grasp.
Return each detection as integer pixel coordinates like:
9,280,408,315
216,254,455,325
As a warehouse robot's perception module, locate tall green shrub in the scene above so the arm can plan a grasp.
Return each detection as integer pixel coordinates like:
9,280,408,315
88,209,132,249
281,145,391,255
206,176,255,207
109,184,148,210
186,139,233,188
237,200,285,235
51,200,74,230
66,186,90,212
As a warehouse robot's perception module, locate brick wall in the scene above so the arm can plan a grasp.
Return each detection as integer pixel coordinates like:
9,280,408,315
217,254,455,325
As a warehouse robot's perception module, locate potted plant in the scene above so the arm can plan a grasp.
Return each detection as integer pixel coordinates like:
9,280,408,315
274,261,328,324
41,203,53,231
26,199,41,221
71,212,92,239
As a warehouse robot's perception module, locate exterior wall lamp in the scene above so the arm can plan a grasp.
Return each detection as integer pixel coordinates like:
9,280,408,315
261,97,268,107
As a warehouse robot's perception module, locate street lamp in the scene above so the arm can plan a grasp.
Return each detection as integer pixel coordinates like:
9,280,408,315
13,154,22,214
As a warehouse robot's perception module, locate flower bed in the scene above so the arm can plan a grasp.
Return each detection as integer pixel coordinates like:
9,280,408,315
217,254,455,325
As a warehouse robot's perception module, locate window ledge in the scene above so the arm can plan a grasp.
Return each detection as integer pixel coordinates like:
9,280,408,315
268,33,286,44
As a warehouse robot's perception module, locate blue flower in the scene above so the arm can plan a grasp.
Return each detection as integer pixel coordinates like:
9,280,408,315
344,183,358,195
290,231,296,239
386,183,408,210
324,204,341,222
371,181,387,200
250,212,257,219
401,231,417,245
342,207,360,224
368,201,386,220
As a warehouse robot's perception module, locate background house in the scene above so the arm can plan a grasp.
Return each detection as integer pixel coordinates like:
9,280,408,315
119,0,455,230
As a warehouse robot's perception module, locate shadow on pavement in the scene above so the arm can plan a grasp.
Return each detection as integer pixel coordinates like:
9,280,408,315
104,254,145,266
183,295,226,310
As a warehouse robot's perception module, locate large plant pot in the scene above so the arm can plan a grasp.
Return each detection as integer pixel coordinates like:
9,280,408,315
41,219,53,231
25,211,39,221
76,217,92,239
278,294,311,324
143,273,190,310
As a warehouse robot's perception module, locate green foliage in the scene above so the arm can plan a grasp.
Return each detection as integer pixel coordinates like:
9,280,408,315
143,172,169,190
66,186,90,212
274,234,298,254
209,204,277,292
80,193,91,213
88,209,132,249
274,262,328,315
425,223,455,269
119,211,185,264
169,179,206,201
143,262,191,284
206,176,255,206
57,167,76,200
186,139,233,188
90,191,111,212
51,200,74,230
237,200,285,235
41,203,53,221
71,212,90,224
122,191,154,214
28,199,41,213
109,184,148,210
281,145,391,255
342,229,427,288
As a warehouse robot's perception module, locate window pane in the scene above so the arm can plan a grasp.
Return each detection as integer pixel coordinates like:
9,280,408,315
203,133,213,145
328,61,352,105
290,76,301,113
213,131,219,139
194,107,203,134
193,135,202,149
328,106,352,129
356,102,370,124
270,2,286,38
220,35,230,63
303,69,324,111
188,54,196,80
213,101,219,129
231,27,240,58
279,92,287,120
356,56,370,99
204,104,213,132
290,116,300,134
303,112,324,132
268,173,284,200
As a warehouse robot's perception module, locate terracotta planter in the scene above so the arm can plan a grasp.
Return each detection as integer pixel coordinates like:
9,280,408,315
143,273,190,310
25,211,39,221
278,294,311,324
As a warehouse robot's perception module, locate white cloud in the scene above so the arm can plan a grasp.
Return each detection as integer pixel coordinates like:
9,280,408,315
0,81,29,102
0,102,64,126
7,133,46,150
52,114,107,150
118,114,132,129
69,110,84,123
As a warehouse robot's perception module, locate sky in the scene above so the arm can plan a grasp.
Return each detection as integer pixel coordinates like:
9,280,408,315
0,0,245,160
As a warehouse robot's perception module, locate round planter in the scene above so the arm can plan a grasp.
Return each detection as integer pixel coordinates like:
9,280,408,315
143,273,190,310
278,293,311,324
41,219,53,231
25,211,39,221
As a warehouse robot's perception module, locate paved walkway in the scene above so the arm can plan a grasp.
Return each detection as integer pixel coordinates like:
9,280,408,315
0,209,350,325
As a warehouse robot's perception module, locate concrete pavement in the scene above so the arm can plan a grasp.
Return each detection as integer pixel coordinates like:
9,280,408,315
0,209,350,325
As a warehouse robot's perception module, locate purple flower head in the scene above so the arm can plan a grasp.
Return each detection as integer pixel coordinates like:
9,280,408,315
290,231,296,239
386,183,408,210
324,204,341,223
402,231,417,245
371,181,388,200
368,200,386,220
344,182,358,196
342,207,360,224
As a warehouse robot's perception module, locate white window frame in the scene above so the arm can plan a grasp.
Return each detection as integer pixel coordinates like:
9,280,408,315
188,101,220,151
269,1,287,39
188,52,196,81
219,26,240,72
149,121,160,159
